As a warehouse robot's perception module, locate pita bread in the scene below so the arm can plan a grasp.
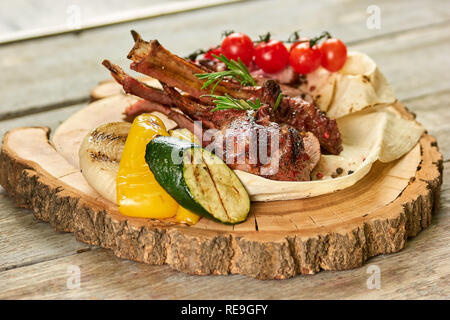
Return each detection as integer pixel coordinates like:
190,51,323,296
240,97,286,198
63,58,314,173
235,105,424,201
301,51,397,118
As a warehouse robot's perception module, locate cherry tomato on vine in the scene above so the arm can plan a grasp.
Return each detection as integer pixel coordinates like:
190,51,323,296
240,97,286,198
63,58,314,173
319,38,347,72
221,32,254,65
254,40,289,73
289,42,322,74
204,47,222,60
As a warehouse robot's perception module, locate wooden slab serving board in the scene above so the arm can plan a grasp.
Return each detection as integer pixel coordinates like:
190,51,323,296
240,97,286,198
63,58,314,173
0,82,443,279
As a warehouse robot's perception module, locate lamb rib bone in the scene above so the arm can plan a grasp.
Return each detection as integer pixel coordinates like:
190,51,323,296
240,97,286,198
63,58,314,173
102,60,201,136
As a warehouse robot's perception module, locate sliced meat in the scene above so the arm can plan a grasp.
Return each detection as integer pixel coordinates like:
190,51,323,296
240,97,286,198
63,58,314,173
275,97,343,155
302,132,321,170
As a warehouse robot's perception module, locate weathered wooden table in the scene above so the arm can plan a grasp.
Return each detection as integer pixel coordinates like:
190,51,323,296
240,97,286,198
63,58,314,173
0,0,449,299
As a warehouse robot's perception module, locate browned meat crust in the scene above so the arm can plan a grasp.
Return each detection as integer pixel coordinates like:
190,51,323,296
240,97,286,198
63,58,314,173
101,31,344,180
125,34,342,155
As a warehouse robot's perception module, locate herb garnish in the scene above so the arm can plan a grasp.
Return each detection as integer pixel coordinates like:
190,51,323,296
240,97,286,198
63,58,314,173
205,94,262,112
195,54,256,94
272,93,283,112
205,93,283,113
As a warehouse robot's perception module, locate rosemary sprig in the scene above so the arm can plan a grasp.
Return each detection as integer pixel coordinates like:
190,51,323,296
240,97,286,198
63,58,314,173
272,93,283,112
195,54,256,94
205,93,283,113
205,94,261,112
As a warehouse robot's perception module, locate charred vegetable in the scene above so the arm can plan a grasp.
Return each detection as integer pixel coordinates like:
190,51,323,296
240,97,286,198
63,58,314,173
145,136,250,224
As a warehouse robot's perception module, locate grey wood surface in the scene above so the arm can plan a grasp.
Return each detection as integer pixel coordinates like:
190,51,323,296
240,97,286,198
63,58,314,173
0,0,179,34
0,0,243,44
0,0,448,299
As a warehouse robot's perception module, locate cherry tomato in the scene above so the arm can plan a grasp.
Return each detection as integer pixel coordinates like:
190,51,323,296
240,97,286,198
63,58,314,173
320,38,347,72
221,32,254,65
289,42,322,74
204,47,222,60
254,40,289,73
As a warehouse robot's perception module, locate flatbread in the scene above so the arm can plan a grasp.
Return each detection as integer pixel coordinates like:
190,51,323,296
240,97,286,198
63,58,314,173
235,105,424,201
301,51,397,118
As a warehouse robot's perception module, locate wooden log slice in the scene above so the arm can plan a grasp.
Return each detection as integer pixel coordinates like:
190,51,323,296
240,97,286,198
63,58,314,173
0,93,443,279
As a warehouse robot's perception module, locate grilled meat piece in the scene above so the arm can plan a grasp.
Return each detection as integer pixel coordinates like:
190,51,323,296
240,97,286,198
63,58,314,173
257,81,342,154
128,36,259,102
162,84,320,181
101,32,345,180
103,60,321,181
102,60,171,106
104,59,339,154
275,97,343,155
125,32,342,154
249,80,342,155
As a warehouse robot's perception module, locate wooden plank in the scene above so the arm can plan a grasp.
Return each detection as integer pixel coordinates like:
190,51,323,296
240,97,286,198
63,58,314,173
0,104,92,271
0,160,448,299
0,186,91,272
0,0,244,44
350,23,450,101
0,0,449,119
0,104,83,141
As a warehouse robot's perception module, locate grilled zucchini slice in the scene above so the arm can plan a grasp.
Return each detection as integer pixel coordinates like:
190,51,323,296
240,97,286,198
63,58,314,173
145,136,250,224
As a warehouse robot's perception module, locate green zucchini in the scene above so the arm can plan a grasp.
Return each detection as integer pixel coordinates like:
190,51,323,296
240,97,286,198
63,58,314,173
145,136,250,224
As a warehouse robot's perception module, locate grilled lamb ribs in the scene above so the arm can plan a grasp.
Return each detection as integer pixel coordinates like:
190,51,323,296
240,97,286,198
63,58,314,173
103,60,320,181
127,35,342,155
102,31,342,181
161,84,321,181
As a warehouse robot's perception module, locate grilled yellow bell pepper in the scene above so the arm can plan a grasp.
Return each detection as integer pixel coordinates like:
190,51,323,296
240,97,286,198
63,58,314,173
117,114,201,224
117,114,178,218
